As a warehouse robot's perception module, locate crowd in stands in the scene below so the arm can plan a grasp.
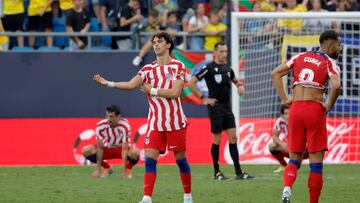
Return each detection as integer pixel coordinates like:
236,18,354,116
0,0,359,53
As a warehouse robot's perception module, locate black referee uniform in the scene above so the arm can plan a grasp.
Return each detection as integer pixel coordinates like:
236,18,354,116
195,61,236,134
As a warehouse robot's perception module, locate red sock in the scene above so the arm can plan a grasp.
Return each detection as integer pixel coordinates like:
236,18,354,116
126,161,134,170
272,153,287,167
308,172,323,203
283,164,298,188
101,161,110,169
180,173,192,194
144,173,157,196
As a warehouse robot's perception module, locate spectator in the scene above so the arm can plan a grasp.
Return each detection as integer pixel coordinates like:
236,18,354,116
277,0,309,34
2,0,25,47
0,18,9,51
210,0,224,12
258,0,276,12
28,0,54,48
100,0,127,49
87,0,101,23
177,0,193,19
153,0,177,28
117,0,142,50
338,0,360,11
325,0,339,11
181,7,195,33
58,0,74,17
165,11,182,46
303,0,333,32
132,9,163,66
66,0,90,50
188,3,208,50
203,11,226,51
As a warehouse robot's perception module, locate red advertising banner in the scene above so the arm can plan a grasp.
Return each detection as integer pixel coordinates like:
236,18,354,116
0,118,359,165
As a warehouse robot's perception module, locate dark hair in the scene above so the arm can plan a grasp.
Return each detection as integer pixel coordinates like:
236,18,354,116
280,104,289,115
214,42,227,50
167,11,178,18
106,105,121,116
151,31,174,53
149,9,159,17
130,0,141,4
319,30,340,45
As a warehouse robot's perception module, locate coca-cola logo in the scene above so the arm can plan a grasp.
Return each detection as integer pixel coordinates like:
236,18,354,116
224,122,355,164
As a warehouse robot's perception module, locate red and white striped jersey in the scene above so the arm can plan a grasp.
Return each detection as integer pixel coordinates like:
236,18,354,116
95,118,131,148
137,59,187,132
285,51,340,90
273,116,288,139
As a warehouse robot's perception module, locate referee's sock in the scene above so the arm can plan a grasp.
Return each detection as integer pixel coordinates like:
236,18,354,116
308,162,323,203
176,158,192,194
229,143,242,175
211,144,220,175
144,157,157,197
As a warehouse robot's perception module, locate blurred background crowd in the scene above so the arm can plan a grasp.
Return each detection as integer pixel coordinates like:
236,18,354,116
0,0,359,53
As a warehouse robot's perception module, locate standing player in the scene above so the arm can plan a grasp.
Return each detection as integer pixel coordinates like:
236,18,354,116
93,31,193,203
269,104,290,173
82,105,140,178
272,30,342,203
188,42,255,180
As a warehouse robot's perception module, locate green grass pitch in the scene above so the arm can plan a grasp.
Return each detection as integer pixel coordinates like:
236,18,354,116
0,164,359,203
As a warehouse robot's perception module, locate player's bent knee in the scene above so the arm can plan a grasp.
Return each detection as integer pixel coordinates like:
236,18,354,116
82,145,96,156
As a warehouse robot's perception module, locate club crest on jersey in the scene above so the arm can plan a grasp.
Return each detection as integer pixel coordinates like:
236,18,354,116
214,67,218,72
166,72,174,80
145,137,150,145
214,74,222,84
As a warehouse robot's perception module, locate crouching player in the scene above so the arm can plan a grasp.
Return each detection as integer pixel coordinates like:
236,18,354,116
82,105,140,178
269,104,309,173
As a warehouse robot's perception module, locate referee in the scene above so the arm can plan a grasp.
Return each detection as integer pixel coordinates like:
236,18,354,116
188,42,255,180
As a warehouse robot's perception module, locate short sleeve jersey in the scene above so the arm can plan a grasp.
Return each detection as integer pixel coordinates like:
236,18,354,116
195,61,235,103
273,116,288,139
285,51,340,90
95,118,131,148
137,59,187,132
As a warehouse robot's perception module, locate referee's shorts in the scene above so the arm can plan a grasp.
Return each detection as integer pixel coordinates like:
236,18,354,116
207,103,236,134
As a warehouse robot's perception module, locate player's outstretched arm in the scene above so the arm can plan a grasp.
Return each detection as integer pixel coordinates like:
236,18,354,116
93,74,143,90
324,74,341,113
271,64,292,106
141,79,184,99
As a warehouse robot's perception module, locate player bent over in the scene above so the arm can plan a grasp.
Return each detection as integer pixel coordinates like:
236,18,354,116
272,30,342,203
82,105,140,178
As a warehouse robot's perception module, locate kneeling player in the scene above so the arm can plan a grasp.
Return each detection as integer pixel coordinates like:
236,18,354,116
269,105,308,173
82,105,140,178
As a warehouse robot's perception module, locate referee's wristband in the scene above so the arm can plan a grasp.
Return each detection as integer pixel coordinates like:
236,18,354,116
107,81,115,88
150,88,158,96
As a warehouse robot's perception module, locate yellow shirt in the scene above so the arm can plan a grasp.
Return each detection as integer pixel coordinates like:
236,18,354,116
204,23,227,51
59,0,73,11
0,19,9,48
278,5,307,30
4,0,24,15
28,0,52,16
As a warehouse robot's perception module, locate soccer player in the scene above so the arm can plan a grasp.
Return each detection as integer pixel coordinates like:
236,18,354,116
82,105,140,178
269,104,290,173
188,42,256,180
272,30,342,203
93,31,193,203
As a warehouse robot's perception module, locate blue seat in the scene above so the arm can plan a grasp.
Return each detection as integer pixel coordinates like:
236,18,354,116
53,18,69,47
38,46,62,51
89,18,100,32
12,46,34,51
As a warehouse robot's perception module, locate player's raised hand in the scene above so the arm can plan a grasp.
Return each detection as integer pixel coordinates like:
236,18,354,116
203,98,217,106
93,74,108,86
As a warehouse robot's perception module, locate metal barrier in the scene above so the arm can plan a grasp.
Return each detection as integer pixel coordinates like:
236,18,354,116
0,31,223,51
